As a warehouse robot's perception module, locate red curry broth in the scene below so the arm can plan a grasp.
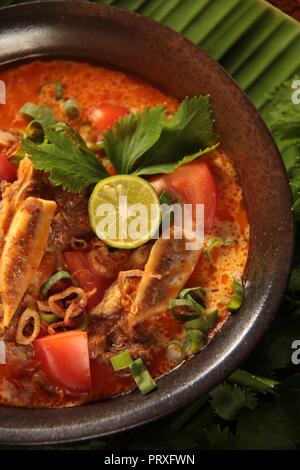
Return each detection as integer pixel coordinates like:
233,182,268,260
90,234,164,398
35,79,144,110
0,60,249,407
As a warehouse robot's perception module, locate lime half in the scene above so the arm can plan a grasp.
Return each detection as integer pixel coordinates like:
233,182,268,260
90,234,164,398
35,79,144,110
88,175,161,249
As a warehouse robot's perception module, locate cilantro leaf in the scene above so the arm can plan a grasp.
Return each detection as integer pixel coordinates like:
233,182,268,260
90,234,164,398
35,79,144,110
204,424,241,450
103,96,218,176
103,106,166,174
22,123,108,192
210,383,257,420
237,401,296,450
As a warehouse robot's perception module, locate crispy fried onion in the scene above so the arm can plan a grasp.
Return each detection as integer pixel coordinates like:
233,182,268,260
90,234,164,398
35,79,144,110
38,286,95,334
16,308,41,345
70,236,88,251
87,240,130,278
117,270,162,315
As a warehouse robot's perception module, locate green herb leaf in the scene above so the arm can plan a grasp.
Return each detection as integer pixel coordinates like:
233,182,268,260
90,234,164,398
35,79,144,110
210,383,257,421
103,96,218,176
103,106,166,174
22,123,109,192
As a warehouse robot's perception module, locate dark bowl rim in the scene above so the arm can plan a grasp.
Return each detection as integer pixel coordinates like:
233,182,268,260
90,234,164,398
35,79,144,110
0,0,295,445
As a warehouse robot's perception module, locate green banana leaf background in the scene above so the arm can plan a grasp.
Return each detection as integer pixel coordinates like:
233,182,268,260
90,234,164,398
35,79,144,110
1,0,300,450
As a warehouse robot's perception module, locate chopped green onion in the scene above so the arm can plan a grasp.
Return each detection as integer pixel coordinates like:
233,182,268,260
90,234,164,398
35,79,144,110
180,287,206,312
226,278,244,311
169,298,195,309
55,82,63,101
25,120,44,143
169,288,204,313
183,329,204,355
20,102,56,127
172,310,200,322
179,286,206,301
64,99,80,119
159,190,172,205
166,341,184,363
183,309,219,333
110,351,133,371
39,311,60,325
78,316,89,332
40,270,72,298
129,358,156,395
205,237,235,263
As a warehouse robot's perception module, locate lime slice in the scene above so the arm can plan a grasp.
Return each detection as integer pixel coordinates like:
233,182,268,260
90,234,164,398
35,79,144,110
88,175,161,249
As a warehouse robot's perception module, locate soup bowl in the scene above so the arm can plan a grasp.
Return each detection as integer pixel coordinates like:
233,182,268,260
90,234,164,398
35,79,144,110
0,0,294,444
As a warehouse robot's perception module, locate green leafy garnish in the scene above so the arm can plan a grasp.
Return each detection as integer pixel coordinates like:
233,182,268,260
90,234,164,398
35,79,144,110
210,383,257,421
183,309,219,333
103,96,218,176
183,329,205,355
20,102,57,127
169,286,206,315
40,270,72,299
110,352,156,395
130,358,157,395
21,123,109,192
20,96,217,193
226,278,244,311
228,369,279,395
111,351,134,371
205,237,235,262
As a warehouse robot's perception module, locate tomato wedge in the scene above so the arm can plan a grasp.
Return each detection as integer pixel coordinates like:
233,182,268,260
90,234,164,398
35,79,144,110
88,103,129,133
0,154,17,182
64,251,110,310
149,160,217,232
34,331,91,393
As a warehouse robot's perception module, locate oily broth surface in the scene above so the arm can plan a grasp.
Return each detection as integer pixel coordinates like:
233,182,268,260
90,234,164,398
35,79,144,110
0,60,249,407
0,60,177,129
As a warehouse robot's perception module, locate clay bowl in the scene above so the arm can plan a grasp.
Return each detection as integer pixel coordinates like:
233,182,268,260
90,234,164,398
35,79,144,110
0,0,294,445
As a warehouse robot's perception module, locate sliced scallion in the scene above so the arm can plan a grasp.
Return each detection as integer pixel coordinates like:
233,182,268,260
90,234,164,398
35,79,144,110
179,286,206,301
110,351,133,371
226,278,244,311
64,99,80,119
169,298,195,310
129,358,156,395
78,316,89,332
39,311,60,325
25,120,44,143
55,82,63,101
183,309,219,333
40,270,72,298
166,341,184,363
172,310,200,322
20,102,56,127
183,329,204,355
169,286,206,314
205,237,235,263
